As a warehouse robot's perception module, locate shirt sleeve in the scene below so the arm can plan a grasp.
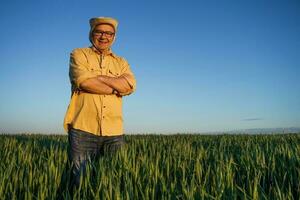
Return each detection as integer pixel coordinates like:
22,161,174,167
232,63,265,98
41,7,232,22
119,58,137,96
69,49,97,89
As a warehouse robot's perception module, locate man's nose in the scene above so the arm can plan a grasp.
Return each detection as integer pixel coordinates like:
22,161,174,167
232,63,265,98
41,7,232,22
100,34,108,39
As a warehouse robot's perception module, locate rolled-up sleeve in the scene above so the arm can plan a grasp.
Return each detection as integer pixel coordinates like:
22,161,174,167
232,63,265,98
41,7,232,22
69,49,97,89
120,58,136,96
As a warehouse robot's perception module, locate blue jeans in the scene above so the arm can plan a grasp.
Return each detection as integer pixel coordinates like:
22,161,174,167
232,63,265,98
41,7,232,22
67,128,126,188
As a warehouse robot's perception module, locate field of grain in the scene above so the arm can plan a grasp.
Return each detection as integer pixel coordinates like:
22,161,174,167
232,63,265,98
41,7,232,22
0,133,299,199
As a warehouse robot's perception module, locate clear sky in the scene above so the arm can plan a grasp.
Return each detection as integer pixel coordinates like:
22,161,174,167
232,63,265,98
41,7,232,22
0,0,299,134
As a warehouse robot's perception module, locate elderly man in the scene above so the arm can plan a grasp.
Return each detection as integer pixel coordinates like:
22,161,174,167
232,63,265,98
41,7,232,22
63,17,136,188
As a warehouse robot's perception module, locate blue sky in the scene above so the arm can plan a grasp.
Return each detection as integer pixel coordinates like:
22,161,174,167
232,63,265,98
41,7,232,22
0,0,299,134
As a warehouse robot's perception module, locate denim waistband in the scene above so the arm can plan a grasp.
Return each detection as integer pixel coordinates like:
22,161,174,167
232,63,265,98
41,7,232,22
69,128,124,139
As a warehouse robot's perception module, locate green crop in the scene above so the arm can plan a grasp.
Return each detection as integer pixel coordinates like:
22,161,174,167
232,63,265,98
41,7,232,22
0,133,299,199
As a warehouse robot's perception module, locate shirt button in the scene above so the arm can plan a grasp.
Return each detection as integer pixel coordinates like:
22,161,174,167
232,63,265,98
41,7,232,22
103,116,105,118
103,106,106,108
103,95,106,97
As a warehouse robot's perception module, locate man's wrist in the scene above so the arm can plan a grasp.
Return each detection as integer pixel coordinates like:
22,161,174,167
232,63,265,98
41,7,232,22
112,88,118,95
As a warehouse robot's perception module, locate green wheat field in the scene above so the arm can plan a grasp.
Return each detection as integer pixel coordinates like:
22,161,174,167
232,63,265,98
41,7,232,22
0,133,299,200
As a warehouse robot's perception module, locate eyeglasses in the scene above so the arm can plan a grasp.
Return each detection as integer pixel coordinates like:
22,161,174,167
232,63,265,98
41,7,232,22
93,31,115,38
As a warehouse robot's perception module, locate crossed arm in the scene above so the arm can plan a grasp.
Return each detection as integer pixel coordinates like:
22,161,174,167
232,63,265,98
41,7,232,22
80,73,133,96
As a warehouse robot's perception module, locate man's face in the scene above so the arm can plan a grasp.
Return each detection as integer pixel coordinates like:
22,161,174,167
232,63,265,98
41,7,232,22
91,24,115,51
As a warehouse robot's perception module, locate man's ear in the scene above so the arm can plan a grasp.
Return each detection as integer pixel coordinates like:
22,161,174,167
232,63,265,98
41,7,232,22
112,35,117,43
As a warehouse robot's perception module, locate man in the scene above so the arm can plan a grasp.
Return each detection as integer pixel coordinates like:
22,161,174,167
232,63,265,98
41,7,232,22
63,17,136,188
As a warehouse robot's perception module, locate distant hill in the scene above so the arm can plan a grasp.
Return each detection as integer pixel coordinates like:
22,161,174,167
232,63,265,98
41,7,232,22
227,127,300,134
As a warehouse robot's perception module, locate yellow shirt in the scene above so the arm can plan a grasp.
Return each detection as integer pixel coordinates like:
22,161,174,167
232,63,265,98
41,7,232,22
63,47,136,136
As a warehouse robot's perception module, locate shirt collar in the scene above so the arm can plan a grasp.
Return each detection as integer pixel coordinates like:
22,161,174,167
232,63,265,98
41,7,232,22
89,46,117,58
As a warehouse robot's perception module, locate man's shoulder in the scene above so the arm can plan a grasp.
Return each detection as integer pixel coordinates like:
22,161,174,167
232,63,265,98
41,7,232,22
70,47,91,54
112,53,128,64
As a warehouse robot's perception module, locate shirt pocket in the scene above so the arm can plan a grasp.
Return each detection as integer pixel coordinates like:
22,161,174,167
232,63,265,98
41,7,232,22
88,67,101,76
87,55,101,72
108,69,120,77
